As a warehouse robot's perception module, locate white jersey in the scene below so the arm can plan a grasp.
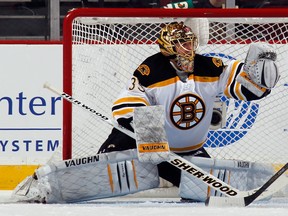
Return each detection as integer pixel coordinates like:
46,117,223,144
112,53,268,153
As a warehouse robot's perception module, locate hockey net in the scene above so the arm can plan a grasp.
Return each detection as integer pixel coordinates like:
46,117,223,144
57,8,288,197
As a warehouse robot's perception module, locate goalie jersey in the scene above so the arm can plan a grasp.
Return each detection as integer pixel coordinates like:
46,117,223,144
112,52,269,153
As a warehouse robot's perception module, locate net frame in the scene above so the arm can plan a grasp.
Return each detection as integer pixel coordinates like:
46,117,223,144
62,8,288,162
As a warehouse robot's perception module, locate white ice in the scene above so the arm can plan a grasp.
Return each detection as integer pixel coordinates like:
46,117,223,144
1,190,288,216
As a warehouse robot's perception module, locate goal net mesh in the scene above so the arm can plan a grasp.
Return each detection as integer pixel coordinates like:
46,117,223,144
55,9,288,197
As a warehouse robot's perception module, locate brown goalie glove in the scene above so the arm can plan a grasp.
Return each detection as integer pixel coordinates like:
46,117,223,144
237,43,280,97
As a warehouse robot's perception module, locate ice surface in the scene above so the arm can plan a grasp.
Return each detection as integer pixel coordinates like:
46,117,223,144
1,191,288,216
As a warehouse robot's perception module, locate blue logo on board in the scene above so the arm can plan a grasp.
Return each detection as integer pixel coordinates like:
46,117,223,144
202,53,259,148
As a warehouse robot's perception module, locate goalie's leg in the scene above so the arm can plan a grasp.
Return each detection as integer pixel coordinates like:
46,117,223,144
11,149,160,203
178,155,275,202
97,127,136,153
157,147,211,188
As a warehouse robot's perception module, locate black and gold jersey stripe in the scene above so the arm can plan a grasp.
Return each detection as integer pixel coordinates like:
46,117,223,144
133,53,225,88
112,96,150,118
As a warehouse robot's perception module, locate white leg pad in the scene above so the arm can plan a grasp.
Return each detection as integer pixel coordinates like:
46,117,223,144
179,167,211,201
12,150,160,203
179,156,275,201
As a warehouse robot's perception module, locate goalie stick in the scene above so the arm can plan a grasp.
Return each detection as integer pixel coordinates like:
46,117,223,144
44,82,288,206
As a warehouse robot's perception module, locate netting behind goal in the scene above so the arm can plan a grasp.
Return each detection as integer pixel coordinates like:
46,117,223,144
57,8,288,195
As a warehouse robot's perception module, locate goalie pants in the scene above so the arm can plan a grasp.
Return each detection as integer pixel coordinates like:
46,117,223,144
97,128,210,187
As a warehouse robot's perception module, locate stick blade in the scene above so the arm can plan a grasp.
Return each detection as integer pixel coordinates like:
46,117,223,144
206,196,245,207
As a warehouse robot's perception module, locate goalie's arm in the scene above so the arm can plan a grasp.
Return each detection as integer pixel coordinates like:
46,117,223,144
223,43,279,100
111,75,153,132
223,61,269,100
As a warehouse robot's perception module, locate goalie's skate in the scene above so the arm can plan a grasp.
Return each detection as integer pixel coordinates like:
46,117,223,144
11,174,50,203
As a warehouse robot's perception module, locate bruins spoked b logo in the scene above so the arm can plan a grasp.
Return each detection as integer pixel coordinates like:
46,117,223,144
170,93,205,130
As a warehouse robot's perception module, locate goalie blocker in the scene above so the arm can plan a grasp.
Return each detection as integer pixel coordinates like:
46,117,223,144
134,106,170,164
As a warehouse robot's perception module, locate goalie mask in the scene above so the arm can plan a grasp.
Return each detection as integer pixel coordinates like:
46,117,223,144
158,21,199,72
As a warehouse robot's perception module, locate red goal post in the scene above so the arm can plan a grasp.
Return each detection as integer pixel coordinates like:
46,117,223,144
60,7,288,174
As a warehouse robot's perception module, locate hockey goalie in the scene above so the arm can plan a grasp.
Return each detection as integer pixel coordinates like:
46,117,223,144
11,21,280,204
